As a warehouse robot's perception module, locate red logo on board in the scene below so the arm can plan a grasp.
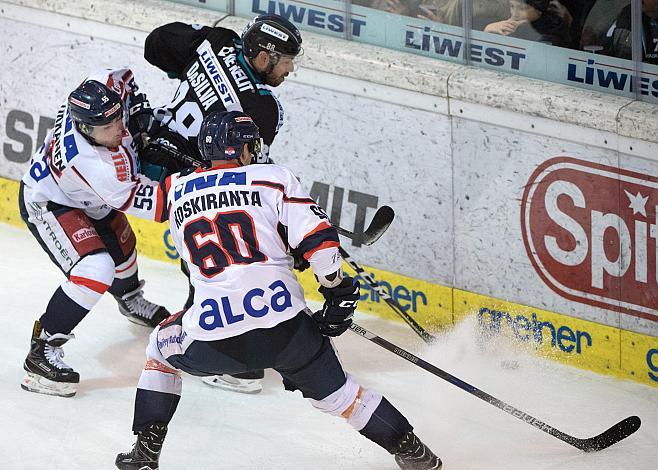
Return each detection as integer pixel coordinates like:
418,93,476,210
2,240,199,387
521,156,658,322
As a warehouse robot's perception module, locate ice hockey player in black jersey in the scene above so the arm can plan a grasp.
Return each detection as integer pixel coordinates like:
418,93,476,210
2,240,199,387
115,110,441,470
140,13,302,176
140,14,304,394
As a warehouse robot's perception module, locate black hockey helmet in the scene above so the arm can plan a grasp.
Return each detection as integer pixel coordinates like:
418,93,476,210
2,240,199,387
68,80,123,127
198,111,261,161
241,14,303,58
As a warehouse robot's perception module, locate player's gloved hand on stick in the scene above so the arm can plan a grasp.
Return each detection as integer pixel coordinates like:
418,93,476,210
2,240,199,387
128,93,154,147
313,275,360,337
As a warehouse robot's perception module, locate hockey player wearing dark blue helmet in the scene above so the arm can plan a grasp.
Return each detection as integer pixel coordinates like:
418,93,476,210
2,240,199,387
143,14,304,394
198,110,262,164
19,69,170,399
115,111,441,470
68,80,125,147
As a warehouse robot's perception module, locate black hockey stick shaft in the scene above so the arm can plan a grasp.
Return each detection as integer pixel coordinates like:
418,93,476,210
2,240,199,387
349,323,641,452
147,140,204,169
341,247,436,344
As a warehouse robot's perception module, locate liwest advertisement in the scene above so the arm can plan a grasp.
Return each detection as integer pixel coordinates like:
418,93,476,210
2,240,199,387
167,0,658,102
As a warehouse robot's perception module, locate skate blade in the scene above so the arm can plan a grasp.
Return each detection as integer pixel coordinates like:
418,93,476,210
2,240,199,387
201,376,262,394
21,372,77,398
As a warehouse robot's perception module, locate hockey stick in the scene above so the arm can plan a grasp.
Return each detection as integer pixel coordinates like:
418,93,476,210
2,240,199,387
341,247,436,344
335,205,395,246
145,141,394,245
146,140,206,169
349,322,641,452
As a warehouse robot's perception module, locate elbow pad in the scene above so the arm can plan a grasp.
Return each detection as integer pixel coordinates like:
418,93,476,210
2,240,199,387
316,267,344,288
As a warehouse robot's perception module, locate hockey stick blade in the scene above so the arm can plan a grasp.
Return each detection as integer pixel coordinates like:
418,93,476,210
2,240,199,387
363,205,394,245
569,415,641,452
350,323,641,452
335,206,395,246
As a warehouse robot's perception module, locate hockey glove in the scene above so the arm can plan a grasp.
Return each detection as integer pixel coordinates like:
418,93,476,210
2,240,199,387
128,93,154,148
313,276,360,337
292,249,310,272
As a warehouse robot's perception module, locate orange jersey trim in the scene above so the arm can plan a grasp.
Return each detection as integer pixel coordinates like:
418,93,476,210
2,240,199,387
304,241,340,260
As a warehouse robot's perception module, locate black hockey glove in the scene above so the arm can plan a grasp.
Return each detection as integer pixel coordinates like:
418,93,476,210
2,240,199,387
128,93,154,148
312,276,360,337
292,249,310,272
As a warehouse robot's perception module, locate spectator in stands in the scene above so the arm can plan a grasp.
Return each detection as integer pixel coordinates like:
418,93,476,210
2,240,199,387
472,0,529,29
483,0,571,47
353,0,424,17
555,0,598,48
604,0,658,64
579,0,628,51
374,0,509,29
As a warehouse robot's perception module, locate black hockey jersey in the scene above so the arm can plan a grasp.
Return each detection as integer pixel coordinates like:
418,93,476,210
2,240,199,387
144,22,284,161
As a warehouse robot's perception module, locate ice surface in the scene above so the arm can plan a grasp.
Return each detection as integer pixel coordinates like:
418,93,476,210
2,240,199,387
0,224,655,469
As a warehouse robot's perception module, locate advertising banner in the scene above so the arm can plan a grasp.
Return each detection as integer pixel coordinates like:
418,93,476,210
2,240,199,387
172,0,658,102
452,117,658,338
455,289,658,388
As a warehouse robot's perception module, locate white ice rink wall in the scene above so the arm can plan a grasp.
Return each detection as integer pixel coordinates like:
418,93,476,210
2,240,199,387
0,0,657,388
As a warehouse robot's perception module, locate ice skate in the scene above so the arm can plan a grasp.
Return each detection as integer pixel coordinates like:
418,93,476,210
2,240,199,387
115,423,167,470
394,431,442,470
22,320,80,398
201,374,263,394
114,280,170,327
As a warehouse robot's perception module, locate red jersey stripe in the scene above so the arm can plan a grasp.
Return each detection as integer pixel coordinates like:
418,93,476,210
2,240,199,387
70,275,110,294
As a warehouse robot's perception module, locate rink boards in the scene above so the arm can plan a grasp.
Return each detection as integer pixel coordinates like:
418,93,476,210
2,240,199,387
1,2,658,390
1,176,656,388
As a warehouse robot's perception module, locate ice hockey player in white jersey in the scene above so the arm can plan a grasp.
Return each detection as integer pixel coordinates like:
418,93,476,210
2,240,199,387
114,110,441,470
19,69,171,398
141,13,306,394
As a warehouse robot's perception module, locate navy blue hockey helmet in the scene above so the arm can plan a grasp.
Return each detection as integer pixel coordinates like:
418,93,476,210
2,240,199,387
68,80,123,127
198,111,261,161
241,14,303,58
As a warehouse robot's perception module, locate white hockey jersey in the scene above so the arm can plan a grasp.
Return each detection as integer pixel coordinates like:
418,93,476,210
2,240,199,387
156,161,342,341
22,69,161,221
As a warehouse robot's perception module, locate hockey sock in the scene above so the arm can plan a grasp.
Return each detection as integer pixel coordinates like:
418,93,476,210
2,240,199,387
358,397,413,453
132,388,181,434
39,287,91,335
108,250,139,296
